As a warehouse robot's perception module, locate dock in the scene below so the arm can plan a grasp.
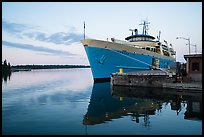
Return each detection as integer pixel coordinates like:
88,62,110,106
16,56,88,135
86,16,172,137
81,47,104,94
111,70,202,91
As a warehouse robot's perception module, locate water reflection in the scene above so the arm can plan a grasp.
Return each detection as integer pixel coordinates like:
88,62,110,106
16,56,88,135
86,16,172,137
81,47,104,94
112,85,202,121
2,69,93,135
2,71,11,83
83,82,202,126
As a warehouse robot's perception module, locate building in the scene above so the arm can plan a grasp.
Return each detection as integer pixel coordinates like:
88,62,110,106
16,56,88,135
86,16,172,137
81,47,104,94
184,54,202,82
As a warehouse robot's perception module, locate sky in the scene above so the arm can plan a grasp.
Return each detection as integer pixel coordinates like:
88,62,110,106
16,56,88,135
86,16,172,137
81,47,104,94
2,2,202,65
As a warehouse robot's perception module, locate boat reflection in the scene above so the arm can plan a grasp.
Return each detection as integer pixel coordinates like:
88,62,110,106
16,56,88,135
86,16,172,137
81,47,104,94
83,82,202,126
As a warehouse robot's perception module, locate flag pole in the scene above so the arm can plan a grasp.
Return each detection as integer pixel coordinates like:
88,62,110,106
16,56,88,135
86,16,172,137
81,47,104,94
84,21,85,39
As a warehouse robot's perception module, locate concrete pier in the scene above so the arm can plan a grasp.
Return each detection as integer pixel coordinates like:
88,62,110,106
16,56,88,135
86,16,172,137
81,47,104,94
162,82,202,90
111,70,202,91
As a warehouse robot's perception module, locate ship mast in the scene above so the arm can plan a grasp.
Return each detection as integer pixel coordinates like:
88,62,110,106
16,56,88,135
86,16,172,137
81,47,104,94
139,20,150,35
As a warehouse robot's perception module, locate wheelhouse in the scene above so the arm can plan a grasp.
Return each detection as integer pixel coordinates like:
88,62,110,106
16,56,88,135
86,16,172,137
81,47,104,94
125,34,155,42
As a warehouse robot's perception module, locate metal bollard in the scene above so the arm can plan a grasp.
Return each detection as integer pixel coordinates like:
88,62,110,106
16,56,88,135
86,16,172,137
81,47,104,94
119,68,123,73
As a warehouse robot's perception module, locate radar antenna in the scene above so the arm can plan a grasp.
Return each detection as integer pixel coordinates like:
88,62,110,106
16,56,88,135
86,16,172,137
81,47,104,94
139,20,150,35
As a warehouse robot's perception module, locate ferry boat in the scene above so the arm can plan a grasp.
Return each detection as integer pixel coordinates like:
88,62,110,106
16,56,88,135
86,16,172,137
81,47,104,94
81,20,176,82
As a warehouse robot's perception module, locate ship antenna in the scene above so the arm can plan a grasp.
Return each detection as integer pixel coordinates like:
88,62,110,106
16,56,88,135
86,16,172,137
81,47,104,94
139,20,150,35
157,31,161,41
84,21,86,39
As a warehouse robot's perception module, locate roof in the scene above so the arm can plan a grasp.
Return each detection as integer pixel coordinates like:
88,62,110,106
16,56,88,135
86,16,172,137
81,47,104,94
125,34,155,40
184,54,202,60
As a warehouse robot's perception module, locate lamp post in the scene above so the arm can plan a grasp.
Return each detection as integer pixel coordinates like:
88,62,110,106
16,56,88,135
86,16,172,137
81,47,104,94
193,44,197,54
176,37,190,54
186,44,197,54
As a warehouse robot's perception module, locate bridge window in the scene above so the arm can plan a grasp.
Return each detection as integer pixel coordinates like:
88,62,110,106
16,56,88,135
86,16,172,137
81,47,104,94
135,37,141,41
146,47,150,50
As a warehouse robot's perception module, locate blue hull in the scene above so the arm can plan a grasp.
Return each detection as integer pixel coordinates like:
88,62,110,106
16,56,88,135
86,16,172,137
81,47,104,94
84,46,176,80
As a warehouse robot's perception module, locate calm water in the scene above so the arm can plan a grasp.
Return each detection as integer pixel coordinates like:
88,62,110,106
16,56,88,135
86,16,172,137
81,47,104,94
2,68,202,135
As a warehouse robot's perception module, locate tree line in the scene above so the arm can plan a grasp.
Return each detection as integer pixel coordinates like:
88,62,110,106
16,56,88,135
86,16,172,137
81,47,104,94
2,59,11,74
2,59,90,71
2,59,11,82
12,64,90,69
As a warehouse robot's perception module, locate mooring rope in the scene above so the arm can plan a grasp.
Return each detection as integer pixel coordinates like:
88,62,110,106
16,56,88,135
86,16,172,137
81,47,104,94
108,48,170,74
109,49,152,67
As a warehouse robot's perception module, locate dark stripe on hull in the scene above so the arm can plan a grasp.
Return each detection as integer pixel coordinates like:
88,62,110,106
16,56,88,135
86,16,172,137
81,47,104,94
94,78,110,83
